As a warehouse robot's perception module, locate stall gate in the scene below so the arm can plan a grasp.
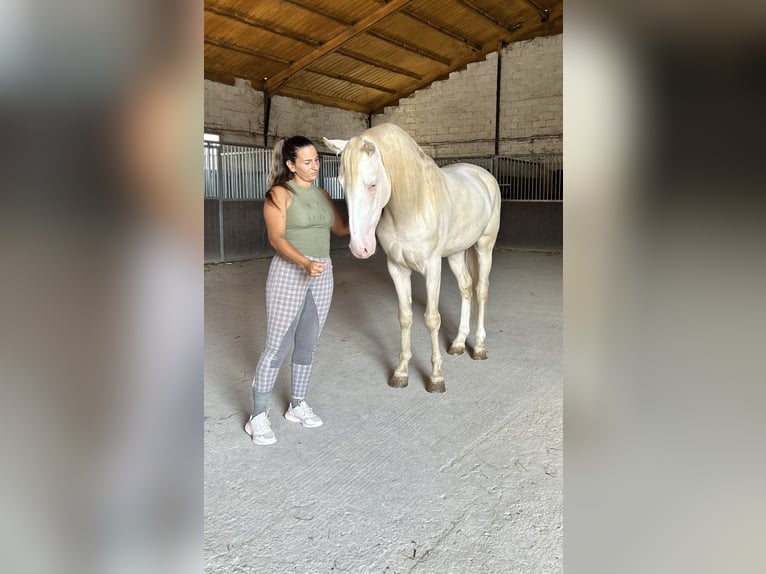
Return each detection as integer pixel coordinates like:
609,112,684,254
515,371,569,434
204,142,562,202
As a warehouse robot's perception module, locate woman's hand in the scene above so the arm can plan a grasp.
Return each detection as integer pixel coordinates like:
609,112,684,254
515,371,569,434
304,259,327,277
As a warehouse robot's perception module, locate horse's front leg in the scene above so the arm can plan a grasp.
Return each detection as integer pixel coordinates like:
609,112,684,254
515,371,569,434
423,258,446,393
386,259,412,388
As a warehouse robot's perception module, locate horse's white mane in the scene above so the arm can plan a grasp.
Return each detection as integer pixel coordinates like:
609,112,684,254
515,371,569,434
343,123,446,214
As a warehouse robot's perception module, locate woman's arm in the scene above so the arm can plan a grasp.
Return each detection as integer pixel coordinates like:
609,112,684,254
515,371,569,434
322,189,350,237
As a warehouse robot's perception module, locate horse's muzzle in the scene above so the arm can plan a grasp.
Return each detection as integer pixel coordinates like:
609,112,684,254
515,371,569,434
349,241,375,259
349,229,377,259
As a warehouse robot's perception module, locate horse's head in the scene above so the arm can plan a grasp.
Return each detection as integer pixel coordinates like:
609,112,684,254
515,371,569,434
323,135,391,259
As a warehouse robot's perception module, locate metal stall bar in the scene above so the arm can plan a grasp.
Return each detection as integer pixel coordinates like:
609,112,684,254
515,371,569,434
217,144,273,200
491,154,562,201
204,141,222,199
318,153,343,199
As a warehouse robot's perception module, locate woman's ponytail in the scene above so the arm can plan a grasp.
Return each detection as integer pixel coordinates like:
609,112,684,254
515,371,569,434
268,138,288,188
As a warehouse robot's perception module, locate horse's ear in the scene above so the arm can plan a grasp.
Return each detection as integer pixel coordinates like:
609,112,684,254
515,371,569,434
322,138,347,155
361,139,376,155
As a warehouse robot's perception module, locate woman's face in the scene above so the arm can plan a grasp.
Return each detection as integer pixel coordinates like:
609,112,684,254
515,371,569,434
288,145,320,185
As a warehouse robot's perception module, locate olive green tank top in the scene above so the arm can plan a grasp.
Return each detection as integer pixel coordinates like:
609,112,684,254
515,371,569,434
284,181,334,258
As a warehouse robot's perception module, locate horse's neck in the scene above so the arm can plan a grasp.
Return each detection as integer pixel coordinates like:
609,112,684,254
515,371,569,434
373,131,445,224
387,168,444,217
384,181,443,234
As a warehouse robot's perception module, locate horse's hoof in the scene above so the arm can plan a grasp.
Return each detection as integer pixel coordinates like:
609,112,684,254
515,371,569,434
447,344,465,356
471,349,488,360
389,374,409,388
426,379,446,393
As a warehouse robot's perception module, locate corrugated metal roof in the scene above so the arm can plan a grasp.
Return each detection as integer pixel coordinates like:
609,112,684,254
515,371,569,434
204,0,563,113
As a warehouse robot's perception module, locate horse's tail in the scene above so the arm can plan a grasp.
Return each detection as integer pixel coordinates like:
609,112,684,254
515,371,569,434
466,245,480,318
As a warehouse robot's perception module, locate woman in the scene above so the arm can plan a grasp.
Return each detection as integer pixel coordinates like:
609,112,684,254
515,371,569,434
246,136,349,445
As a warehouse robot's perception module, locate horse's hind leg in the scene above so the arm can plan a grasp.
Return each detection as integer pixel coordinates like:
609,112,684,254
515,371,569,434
447,251,472,356
472,237,495,360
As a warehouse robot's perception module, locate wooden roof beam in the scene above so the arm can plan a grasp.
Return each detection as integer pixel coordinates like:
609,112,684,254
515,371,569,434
303,70,400,96
283,0,478,59
206,7,422,83
336,48,422,81
278,0,348,25
277,86,372,114
455,0,524,38
205,5,321,47
399,11,482,52
205,39,397,94
204,66,249,85
204,67,237,86
207,1,433,84
205,38,291,66
265,0,416,93
523,0,551,22
206,58,399,98
365,30,452,66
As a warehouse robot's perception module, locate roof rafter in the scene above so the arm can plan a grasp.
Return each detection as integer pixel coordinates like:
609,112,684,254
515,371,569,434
365,30,452,66
206,39,401,94
277,85,372,114
398,10,482,52
205,5,322,47
205,38,291,66
286,0,481,52
205,65,249,84
207,1,426,83
455,0,525,39
522,0,551,22
303,70,399,96
335,48,422,81
265,0,416,94
205,0,444,85
278,0,348,25
204,67,237,85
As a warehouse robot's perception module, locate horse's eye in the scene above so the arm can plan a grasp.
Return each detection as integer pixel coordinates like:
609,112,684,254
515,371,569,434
368,183,376,193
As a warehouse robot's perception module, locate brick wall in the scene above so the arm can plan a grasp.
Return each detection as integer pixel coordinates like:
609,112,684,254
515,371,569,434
204,78,265,146
375,34,562,157
204,79,368,147
375,54,499,157
268,96,368,147
500,35,563,155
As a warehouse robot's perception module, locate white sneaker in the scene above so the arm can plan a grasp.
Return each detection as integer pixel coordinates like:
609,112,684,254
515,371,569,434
284,400,323,428
244,412,276,445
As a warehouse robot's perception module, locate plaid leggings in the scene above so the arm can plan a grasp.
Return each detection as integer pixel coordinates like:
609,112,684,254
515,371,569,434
252,254,333,398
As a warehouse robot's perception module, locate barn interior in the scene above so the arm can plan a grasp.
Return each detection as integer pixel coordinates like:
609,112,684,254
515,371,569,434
204,1,563,572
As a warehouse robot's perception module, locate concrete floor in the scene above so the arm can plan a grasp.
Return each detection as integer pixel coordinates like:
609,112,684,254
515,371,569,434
204,248,562,573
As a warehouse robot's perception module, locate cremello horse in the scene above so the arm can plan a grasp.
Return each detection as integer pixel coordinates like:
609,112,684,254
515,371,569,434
324,123,501,393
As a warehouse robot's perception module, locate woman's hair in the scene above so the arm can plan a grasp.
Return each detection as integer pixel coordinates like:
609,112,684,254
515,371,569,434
265,135,315,207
